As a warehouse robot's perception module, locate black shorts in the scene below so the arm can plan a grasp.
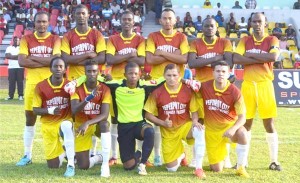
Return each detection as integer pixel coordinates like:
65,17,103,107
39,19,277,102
117,121,152,163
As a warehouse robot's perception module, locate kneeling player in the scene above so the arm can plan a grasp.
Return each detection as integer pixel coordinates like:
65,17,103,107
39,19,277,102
32,57,75,177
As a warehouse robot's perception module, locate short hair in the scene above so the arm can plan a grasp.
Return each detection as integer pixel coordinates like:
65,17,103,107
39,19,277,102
85,60,98,67
75,4,89,13
202,17,216,25
164,64,180,74
34,11,50,22
125,62,139,73
212,61,229,69
121,10,134,19
50,57,68,69
162,8,175,15
250,12,267,22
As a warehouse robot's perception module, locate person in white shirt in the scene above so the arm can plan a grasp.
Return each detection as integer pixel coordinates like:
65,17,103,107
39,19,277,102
110,1,120,15
5,36,24,100
54,20,67,36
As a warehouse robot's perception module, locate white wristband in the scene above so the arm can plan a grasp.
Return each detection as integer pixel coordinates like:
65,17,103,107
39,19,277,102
47,106,57,115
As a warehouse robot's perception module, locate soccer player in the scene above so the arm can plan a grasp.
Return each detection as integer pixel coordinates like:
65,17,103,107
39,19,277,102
199,61,249,177
146,8,189,166
32,57,75,177
233,12,282,171
17,12,61,166
106,10,145,166
71,60,111,177
61,4,106,80
187,17,234,168
144,64,206,179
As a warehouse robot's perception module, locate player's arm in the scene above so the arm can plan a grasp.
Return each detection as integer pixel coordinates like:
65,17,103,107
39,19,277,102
233,53,258,65
155,49,188,64
71,98,88,115
106,52,144,65
28,54,61,66
145,111,170,128
91,51,106,65
5,52,18,60
188,52,224,68
146,51,168,65
62,51,97,65
18,54,44,68
244,52,279,63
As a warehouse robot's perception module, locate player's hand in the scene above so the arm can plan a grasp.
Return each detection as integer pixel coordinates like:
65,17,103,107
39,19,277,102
173,49,181,55
64,80,77,95
185,79,201,92
164,114,172,128
103,74,112,81
92,85,102,97
77,123,89,136
130,51,137,57
214,54,224,62
193,121,205,130
154,49,164,56
88,52,98,58
223,127,236,139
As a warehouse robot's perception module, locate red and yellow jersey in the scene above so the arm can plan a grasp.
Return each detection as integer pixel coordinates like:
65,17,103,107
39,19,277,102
19,32,61,84
106,33,145,79
146,30,189,79
199,80,245,131
33,78,71,124
61,27,106,79
71,82,111,124
235,35,279,82
189,36,232,82
144,83,198,128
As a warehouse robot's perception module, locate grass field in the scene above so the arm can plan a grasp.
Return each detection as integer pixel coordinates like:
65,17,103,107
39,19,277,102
0,89,300,183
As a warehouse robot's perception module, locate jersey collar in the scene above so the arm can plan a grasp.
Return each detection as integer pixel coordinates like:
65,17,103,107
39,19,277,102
120,32,136,41
47,77,65,89
164,82,182,94
160,29,177,38
202,35,217,46
213,80,230,93
75,27,92,36
34,32,51,39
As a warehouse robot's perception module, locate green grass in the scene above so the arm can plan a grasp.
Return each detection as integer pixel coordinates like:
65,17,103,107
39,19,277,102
0,89,300,183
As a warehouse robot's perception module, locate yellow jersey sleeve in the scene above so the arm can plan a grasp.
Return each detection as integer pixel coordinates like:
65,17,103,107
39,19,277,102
145,34,156,54
189,92,199,113
234,95,246,115
235,37,246,55
106,37,116,55
189,40,197,53
102,87,112,104
95,31,106,53
32,87,42,108
269,36,280,54
180,34,190,54
137,39,146,57
52,36,62,55
71,92,80,100
224,39,233,52
19,37,29,55
144,94,158,116
61,35,71,54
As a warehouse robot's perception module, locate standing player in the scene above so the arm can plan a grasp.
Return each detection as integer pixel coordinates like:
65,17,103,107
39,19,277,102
32,57,75,177
106,10,145,165
233,12,281,171
71,60,111,177
187,17,233,168
199,61,249,178
61,4,106,80
146,8,189,166
17,12,61,166
144,64,206,179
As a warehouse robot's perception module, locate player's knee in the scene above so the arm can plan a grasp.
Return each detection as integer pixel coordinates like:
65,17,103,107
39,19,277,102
143,127,154,139
100,121,109,132
25,111,37,126
236,127,248,143
123,159,137,170
210,164,223,172
77,161,89,170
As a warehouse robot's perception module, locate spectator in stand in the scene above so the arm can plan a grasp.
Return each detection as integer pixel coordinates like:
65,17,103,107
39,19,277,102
214,2,222,9
226,17,237,37
232,1,243,9
294,50,300,68
54,20,67,36
52,0,62,10
102,3,113,20
111,1,121,15
99,19,110,36
2,1,14,18
26,9,35,29
225,12,234,28
285,24,296,40
0,13,7,34
33,0,42,7
272,23,282,39
184,22,196,38
175,16,183,29
237,17,250,37
57,11,66,26
279,36,288,50
69,0,78,14
245,0,256,9
215,10,224,27
183,12,192,28
0,4,4,14
154,0,162,24
194,15,202,33
29,3,38,15
111,14,121,30
69,13,76,29
3,8,11,24
16,4,26,28
133,9,142,27
203,0,212,8
293,0,300,9
90,10,101,26
40,0,49,9
90,0,102,14
39,2,49,12
62,1,70,15
5,36,24,101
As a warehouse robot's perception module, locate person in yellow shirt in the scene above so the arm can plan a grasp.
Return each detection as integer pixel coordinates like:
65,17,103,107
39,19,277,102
184,22,197,38
203,0,213,9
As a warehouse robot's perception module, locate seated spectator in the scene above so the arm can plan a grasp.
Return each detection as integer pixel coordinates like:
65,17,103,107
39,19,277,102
279,36,288,50
225,12,234,27
57,11,66,26
69,0,78,13
111,14,121,30
183,16,193,29
90,0,102,14
214,10,224,27
130,0,143,13
24,0,31,9
194,15,202,33
294,50,300,68
232,1,243,9
226,17,237,37
52,0,62,10
26,9,35,28
28,3,38,15
237,17,249,37
16,6,26,27
69,14,76,29
272,23,282,39
293,0,300,9
102,3,113,20
133,9,142,26
99,19,110,35
61,1,70,15
111,1,121,15
39,0,49,9
175,16,183,29
39,2,49,12
202,0,212,9
285,24,296,40
54,20,67,36
90,10,101,27
213,2,222,9
33,0,42,7
184,22,196,38
3,9,11,23
245,0,256,9
0,13,7,34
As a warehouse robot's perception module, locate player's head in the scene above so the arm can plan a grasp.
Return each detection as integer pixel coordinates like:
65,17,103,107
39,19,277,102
74,4,89,26
120,10,134,32
13,36,20,46
250,12,267,35
85,60,99,83
202,17,217,37
212,61,230,83
164,64,180,87
50,57,67,79
34,12,50,34
160,8,176,30
124,62,140,87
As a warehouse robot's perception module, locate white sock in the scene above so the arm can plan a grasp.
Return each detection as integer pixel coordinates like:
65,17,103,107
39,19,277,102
266,132,279,164
60,121,75,167
224,143,231,163
191,145,196,161
101,132,111,166
166,153,184,172
58,153,66,167
110,124,118,159
236,144,248,168
90,136,98,156
89,154,103,168
136,140,143,152
154,126,161,157
24,126,35,159
192,127,205,169
246,131,251,165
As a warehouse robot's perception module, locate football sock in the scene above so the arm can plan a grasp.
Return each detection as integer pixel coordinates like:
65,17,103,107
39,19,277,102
136,140,143,152
266,132,279,164
141,128,154,164
246,131,251,165
166,153,184,172
91,136,98,156
89,154,103,168
224,143,231,165
24,126,35,159
60,121,75,167
58,152,66,167
154,125,161,157
110,124,118,159
192,127,205,169
236,144,248,168
101,132,111,166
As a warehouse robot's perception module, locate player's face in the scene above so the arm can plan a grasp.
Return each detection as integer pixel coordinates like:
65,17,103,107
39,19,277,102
160,11,176,30
34,14,49,34
251,14,266,35
75,8,89,26
213,65,230,83
51,59,66,78
85,65,99,83
121,13,134,32
164,68,180,87
125,67,140,85
203,19,217,37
